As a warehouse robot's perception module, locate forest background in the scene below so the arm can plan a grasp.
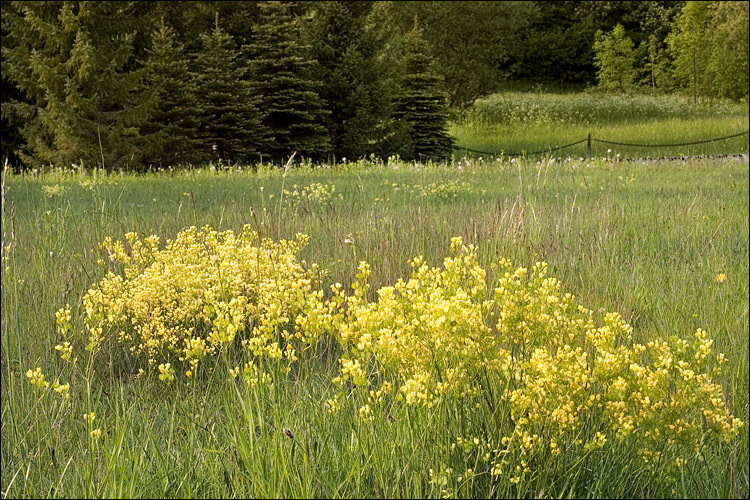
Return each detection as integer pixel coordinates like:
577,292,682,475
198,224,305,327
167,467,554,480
1,1,748,171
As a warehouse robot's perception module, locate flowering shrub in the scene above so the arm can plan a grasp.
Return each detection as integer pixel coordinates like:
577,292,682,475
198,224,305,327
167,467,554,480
331,237,742,481
57,228,741,486
74,225,326,377
333,237,495,406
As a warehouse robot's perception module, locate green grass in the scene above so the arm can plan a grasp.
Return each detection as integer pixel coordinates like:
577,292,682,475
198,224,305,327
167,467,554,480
451,92,750,158
2,156,748,498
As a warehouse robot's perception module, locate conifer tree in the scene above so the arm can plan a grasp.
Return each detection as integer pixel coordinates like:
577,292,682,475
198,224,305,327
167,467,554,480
392,19,453,161
141,20,201,168
2,1,149,170
306,1,394,160
244,1,329,162
193,15,265,165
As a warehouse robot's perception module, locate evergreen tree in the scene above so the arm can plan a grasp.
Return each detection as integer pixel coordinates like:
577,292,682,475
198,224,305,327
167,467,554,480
593,24,636,93
0,4,31,169
2,1,150,170
192,15,265,165
244,1,329,162
141,20,201,168
392,19,453,161
667,1,712,104
305,1,394,159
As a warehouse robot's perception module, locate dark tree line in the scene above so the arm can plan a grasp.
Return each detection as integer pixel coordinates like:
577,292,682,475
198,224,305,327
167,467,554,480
1,1,454,169
1,1,747,170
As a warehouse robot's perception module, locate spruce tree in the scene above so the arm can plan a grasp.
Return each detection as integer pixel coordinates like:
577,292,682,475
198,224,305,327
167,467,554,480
244,1,329,162
306,1,394,160
193,15,265,165
392,19,453,162
141,20,201,168
2,1,149,170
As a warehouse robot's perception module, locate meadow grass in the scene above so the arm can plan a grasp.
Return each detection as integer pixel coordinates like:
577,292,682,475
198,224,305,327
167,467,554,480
1,155,748,498
451,92,750,158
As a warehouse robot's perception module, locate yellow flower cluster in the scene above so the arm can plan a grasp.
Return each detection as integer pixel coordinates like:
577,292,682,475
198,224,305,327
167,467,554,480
55,304,72,336
229,361,271,387
334,237,495,407
41,184,68,198
414,180,485,200
283,182,337,207
79,225,325,380
158,363,175,384
328,237,742,480
379,179,485,202
55,341,73,362
52,380,70,399
26,368,69,398
26,367,49,390
60,228,741,483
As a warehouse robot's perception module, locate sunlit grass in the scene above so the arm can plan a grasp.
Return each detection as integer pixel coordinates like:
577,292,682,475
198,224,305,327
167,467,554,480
451,92,749,158
2,156,748,498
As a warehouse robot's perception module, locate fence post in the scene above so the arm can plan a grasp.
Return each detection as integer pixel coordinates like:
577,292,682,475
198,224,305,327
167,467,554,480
587,133,591,160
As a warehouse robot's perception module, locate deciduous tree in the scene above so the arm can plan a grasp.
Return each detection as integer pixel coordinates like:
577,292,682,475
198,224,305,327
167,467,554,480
593,24,636,93
667,1,711,103
707,1,749,100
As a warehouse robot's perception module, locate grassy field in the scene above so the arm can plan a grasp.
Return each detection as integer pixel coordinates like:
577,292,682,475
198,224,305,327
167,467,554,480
451,92,749,159
1,154,748,498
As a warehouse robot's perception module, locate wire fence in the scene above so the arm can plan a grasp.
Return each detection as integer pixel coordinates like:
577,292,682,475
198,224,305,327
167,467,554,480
444,130,750,162
590,130,750,148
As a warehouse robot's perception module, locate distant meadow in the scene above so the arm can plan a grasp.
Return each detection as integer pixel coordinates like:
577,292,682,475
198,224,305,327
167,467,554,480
452,92,749,159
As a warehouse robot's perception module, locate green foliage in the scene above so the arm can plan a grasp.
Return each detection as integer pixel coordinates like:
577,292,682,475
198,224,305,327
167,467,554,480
453,91,749,159
244,1,330,162
593,24,637,93
192,16,265,165
667,1,712,103
386,1,537,108
140,20,201,169
461,92,748,127
666,1,750,102
1,1,747,170
305,1,395,159
640,34,673,92
1,1,150,170
510,2,597,87
392,19,453,161
707,1,750,100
